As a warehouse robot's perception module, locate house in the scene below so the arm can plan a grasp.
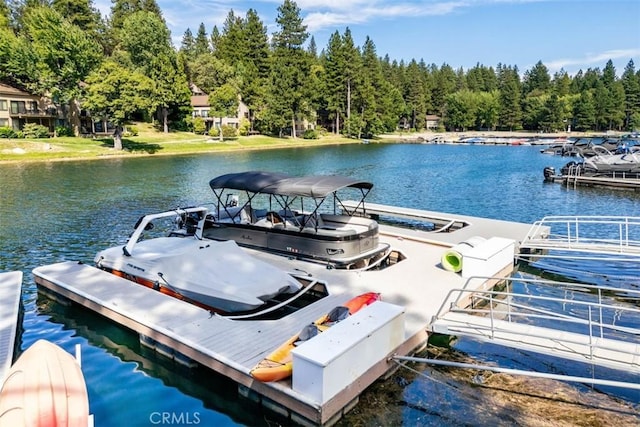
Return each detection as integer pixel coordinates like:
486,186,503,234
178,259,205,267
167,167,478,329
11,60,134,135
425,114,441,130
190,84,249,134
0,83,59,132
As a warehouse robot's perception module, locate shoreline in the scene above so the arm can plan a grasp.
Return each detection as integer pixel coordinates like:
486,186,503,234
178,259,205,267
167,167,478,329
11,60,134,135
0,130,626,165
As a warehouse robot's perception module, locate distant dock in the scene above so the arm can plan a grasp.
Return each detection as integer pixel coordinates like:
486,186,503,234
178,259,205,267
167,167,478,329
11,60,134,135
545,173,640,191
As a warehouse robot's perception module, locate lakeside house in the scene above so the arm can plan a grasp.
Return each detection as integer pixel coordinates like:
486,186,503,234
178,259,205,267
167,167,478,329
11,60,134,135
426,114,441,130
0,83,59,132
190,84,249,134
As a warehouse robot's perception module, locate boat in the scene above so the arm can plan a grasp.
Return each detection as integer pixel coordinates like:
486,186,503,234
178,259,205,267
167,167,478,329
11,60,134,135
94,207,303,313
582,149,640,176
203,171,391,269
0,340,89,427
250,292,381,382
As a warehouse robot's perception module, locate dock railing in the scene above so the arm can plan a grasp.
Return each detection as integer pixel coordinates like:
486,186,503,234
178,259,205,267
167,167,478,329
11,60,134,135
430,276,640,372
519,215,640,260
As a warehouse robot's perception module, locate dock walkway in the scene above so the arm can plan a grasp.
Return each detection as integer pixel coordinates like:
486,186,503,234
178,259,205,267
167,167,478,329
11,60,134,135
0,271,23,384
342,200,539,247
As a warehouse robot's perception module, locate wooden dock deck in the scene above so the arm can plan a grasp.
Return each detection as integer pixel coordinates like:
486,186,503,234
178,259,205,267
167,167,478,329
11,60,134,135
0,271,23,385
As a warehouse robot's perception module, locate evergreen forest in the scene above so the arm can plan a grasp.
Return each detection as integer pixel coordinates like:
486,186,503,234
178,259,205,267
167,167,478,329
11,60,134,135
1,0,639,143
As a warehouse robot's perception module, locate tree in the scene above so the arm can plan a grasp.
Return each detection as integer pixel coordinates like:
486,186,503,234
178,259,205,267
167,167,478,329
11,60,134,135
52,0,102,34
522,60,550,95
444,90,477,131
540,92,564,132
497,65,522,130
83,60,155,149
209,83,238,141
189,54,234,94
404,59,427,130
476,91,499,130
180,28,194,57
621,60,640,130
323,31,345,134
22,5,102,135
573,90,596,131
193,22,209,56
268,0,309,138
236,9,270,131
118,11,190,133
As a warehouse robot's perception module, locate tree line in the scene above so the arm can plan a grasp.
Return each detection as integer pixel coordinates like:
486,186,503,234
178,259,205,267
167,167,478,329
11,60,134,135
1,0,639,149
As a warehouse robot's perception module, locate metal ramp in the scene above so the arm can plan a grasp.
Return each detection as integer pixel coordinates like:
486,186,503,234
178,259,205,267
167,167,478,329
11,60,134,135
429,276,640,374
518,215,640,260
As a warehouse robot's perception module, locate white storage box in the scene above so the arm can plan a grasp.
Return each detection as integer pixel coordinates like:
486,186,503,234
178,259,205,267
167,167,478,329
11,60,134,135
291,301,405,404
462,236,515,278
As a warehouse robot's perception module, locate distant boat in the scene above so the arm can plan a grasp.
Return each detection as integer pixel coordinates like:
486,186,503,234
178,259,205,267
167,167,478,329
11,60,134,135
0,340,89,427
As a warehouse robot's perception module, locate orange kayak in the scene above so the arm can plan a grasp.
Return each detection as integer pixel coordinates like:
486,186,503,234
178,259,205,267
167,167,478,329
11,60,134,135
250,292,381,382
0,340,89,427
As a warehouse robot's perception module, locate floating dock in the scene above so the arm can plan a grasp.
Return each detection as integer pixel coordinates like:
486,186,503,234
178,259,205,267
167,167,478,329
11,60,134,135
546,173,640,191
0,271,23,385
33,206,541,425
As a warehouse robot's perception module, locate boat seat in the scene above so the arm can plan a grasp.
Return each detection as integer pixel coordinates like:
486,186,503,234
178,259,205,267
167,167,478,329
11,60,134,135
302,214,324,230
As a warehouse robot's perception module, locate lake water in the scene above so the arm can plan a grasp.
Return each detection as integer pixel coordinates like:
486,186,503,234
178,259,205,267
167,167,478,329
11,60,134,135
1,143,639,426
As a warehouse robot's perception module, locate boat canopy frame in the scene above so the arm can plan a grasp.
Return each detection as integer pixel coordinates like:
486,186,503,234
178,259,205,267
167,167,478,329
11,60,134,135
208,171,374,231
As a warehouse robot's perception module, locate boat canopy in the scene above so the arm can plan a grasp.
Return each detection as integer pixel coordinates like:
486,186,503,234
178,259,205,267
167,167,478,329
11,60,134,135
209,171,373,198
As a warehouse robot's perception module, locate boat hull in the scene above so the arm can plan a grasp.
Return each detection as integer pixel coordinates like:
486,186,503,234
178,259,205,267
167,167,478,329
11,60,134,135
250,292,381,382
203,218,384,268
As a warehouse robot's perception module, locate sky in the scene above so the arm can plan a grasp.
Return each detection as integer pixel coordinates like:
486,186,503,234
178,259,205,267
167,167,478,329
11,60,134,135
95,0,640,77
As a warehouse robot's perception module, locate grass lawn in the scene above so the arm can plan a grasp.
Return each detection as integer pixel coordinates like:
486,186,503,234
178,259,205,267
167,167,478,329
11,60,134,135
0,123,360,163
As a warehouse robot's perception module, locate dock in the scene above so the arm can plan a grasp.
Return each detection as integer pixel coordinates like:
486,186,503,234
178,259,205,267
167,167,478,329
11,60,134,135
31,205,639,425
546,173,640,191
0,271,23,385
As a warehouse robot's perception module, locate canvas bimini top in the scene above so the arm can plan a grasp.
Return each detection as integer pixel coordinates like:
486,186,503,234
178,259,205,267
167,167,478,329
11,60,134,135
208,171,373,199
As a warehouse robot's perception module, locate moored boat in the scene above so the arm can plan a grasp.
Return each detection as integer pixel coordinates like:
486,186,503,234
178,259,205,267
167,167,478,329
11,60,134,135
250,292,381,382
0,340,89,427
203,171,391,269
94,207,303,313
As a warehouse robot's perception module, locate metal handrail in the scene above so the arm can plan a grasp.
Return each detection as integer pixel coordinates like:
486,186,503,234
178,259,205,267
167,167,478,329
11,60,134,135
432,276,640,361
520,215,640,256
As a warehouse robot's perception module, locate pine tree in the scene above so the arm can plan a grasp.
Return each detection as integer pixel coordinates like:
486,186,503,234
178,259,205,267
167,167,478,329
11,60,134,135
52,0,102,33
621,60,640,130
180,28,194,57
341,28,361,137
323,30,345,134
522,60,551,95
267,0,309,137
404,60,427,130
193,23,209,56
497,65,522,130
573,91,596,131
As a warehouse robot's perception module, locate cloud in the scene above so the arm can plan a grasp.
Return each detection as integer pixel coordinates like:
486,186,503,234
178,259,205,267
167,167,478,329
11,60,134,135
545,48,640,74
303,1,471,32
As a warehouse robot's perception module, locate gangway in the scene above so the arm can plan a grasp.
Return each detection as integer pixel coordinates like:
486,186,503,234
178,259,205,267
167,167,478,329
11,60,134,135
429,276,640,374
518,216,640,261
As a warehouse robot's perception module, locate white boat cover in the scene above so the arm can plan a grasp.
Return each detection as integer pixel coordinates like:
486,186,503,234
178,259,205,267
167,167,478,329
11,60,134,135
96,238,302,311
